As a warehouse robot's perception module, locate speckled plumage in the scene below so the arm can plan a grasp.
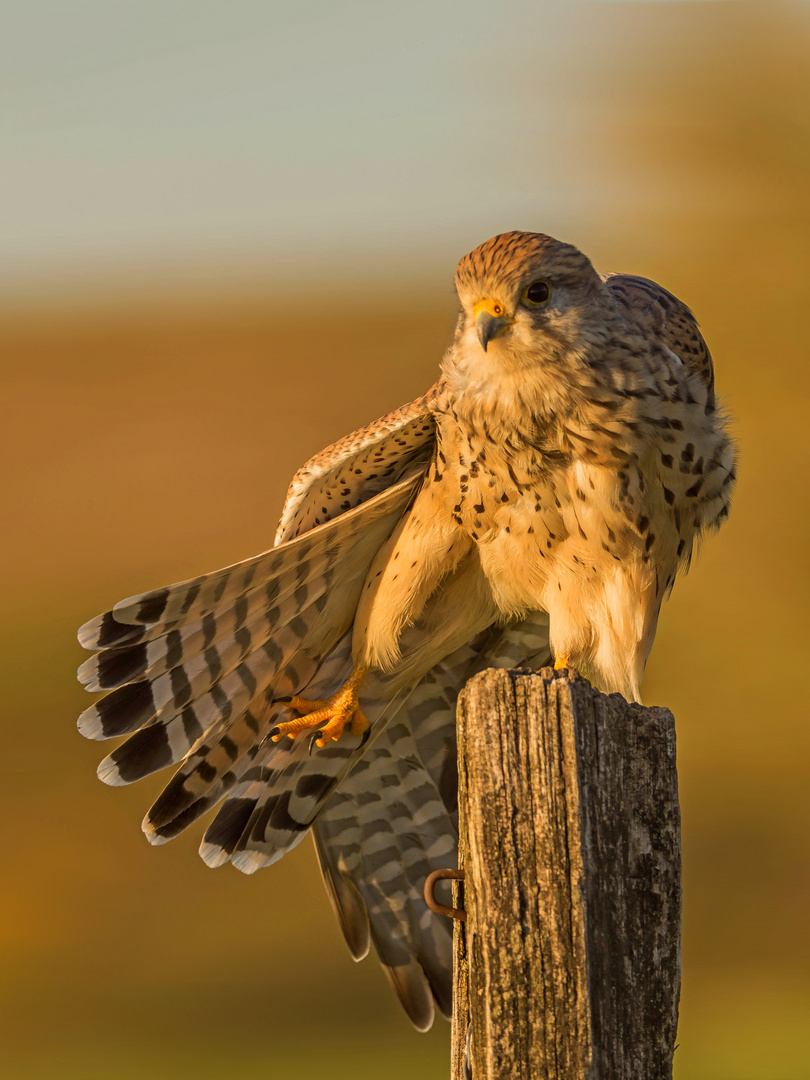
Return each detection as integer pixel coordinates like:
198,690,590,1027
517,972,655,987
76,231,735,1028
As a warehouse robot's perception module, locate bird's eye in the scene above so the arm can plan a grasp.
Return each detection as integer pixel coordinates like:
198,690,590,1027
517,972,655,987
524,280,550,306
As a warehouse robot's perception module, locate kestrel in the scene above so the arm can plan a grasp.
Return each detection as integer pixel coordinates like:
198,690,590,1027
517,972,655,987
77,231,736,1029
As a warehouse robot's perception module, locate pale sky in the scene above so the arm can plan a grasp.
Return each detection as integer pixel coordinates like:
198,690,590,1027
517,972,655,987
0,0,778,300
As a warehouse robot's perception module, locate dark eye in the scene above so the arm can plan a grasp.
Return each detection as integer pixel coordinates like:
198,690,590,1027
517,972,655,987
525,280,550,305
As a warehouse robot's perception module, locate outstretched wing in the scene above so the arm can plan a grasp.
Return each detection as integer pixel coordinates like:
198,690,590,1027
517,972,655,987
76,377,552,1030
81,256,725,1034
77,387,437,806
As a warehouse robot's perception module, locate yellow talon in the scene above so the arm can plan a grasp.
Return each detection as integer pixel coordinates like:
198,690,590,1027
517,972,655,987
271,665,369,748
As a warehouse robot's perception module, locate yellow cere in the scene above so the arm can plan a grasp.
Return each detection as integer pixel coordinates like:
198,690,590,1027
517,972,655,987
473,298,507,320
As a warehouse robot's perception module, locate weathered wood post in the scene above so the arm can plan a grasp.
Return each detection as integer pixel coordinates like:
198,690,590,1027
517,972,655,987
449,666,681,1080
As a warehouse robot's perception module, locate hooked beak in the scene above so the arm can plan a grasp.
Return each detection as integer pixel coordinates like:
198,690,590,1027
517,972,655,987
474,299,514,351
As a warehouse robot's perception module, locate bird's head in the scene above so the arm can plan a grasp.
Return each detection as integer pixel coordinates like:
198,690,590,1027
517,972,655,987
453,231,607,369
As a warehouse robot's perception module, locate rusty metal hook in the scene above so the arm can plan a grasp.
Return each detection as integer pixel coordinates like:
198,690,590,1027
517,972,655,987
424,868,466,922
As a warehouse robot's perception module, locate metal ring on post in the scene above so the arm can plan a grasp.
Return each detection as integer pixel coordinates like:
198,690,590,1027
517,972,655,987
424,868,466,921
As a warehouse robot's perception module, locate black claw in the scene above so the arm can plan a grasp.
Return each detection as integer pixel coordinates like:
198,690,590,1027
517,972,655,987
308,732,322,756
268,726,281,740
273,696,293,705
359,726,371,748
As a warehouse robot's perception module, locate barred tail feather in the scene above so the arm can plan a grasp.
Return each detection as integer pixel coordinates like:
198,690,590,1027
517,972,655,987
374,939,440,1034
312,827,371,961
318,694,458,1034
309,614,553,1027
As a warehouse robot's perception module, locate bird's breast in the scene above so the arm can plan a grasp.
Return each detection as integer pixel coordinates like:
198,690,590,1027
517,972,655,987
434,439,681,620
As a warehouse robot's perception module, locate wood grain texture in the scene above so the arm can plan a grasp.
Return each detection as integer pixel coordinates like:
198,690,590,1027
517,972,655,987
451,873,471,1079
452,667,680,1080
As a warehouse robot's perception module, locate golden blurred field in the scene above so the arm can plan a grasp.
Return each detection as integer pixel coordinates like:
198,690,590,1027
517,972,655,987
2,3,809,1078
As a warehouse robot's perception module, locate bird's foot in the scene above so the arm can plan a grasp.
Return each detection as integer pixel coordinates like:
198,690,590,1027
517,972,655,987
553,654,593,687
271,665,370,750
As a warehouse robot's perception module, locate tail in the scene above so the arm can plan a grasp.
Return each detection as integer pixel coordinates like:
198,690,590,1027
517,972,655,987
312,613,552,1029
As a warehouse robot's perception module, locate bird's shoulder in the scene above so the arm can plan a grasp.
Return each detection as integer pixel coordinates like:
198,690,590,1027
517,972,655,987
602,273,715,397
274,382,443,544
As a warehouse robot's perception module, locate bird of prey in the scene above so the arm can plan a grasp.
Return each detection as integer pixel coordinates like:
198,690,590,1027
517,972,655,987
76,231,736,1030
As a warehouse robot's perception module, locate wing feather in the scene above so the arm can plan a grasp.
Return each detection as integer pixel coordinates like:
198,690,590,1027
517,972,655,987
78,394,438,843
603,272,715,398
274,385,439,544
77,382,561,1032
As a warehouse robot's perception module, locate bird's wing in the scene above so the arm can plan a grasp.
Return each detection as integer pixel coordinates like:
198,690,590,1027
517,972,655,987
75,376,555,1031
603,273,715,400
274,383,441,544
76,388,437,815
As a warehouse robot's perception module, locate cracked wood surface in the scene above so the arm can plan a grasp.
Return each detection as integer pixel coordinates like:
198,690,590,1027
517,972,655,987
451,667,681,1080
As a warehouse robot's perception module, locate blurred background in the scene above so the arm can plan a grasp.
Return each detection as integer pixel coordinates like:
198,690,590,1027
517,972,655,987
2,1,809,1077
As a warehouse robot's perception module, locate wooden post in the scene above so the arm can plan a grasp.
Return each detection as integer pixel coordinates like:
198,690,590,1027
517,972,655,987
450,667,681,1080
